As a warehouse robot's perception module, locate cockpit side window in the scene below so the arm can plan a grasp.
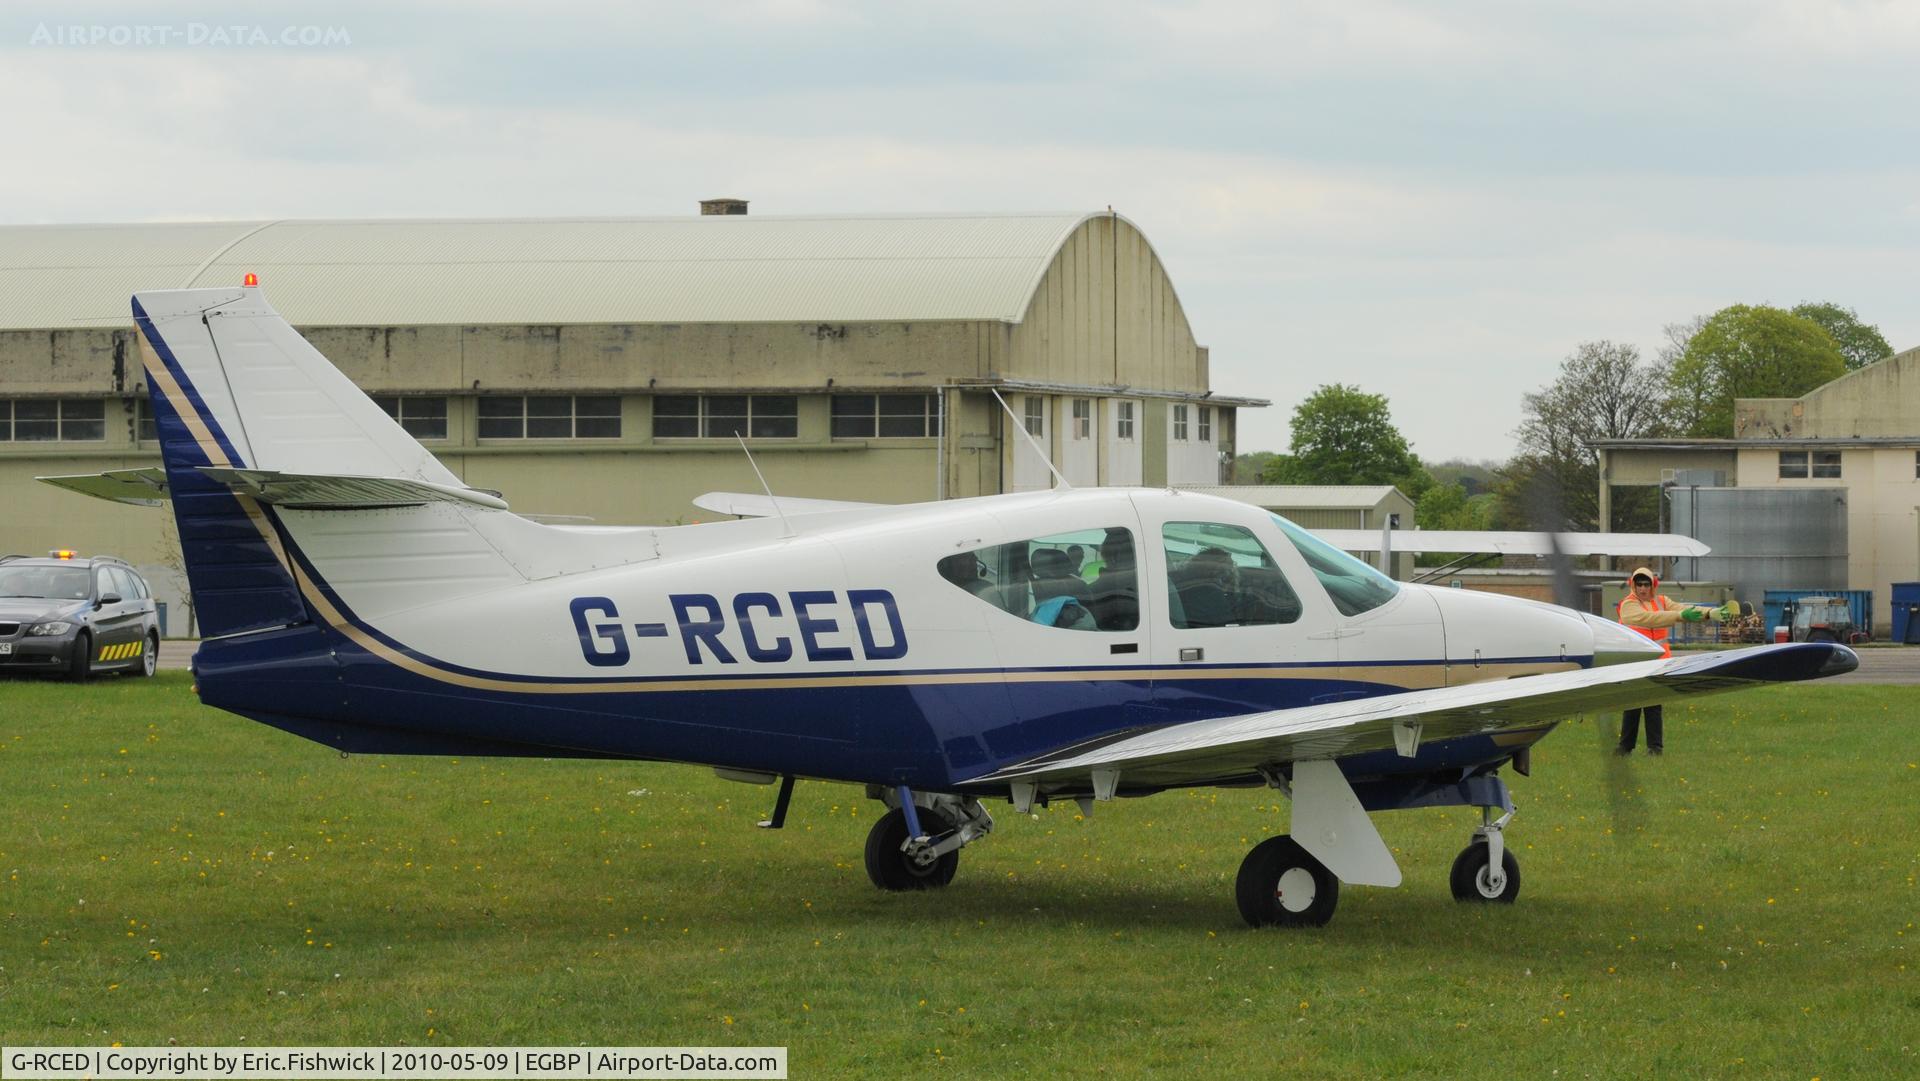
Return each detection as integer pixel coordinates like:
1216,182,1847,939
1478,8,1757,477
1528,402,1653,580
1269,514,1401,616
1160,522,1303,629
937,526,1138,631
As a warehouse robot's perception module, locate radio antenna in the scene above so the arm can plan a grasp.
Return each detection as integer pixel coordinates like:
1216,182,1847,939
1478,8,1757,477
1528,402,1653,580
736,433,794,537
990,387,1072,490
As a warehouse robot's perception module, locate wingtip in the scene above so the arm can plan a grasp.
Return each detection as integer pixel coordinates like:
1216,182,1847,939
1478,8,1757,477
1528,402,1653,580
1822,643,1860,678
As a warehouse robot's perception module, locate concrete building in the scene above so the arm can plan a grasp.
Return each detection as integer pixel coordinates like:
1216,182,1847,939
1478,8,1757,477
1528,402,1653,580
0,211,1263,627
1593,345,1920,633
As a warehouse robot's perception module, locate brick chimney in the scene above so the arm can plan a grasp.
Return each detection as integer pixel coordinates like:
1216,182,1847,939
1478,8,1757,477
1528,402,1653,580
699,198,749,216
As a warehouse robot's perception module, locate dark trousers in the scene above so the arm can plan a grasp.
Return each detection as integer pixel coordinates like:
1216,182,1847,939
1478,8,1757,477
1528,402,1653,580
1619,705,1664,752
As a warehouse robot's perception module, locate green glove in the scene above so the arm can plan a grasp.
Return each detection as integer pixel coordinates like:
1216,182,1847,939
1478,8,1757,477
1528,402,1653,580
1680,606,1706,622
1716,602,1740,623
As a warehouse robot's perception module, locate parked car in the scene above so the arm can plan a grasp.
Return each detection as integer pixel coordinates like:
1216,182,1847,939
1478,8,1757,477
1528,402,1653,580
0,552,160,679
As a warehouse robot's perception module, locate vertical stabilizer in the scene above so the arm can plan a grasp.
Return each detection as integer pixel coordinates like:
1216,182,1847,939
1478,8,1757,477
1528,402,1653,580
134,286,474,637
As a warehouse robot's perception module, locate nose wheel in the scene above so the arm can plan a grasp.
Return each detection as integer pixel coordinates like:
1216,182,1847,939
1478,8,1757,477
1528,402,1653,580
1449,806,1521,903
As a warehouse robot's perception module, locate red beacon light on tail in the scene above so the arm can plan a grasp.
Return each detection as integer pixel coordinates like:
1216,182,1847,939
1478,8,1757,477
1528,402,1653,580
242,272,259,287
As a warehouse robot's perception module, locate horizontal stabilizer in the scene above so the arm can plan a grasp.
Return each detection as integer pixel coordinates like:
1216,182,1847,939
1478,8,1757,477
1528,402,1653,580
197,467,509,511
1316,529,1710,557
36,468,172,506
692,491,881,518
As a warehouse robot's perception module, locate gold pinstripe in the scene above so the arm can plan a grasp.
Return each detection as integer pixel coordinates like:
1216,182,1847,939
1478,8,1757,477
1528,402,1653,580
138,328,1581,697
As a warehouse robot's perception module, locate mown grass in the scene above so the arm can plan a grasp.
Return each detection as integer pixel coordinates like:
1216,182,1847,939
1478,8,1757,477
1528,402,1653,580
1,673,1916,1078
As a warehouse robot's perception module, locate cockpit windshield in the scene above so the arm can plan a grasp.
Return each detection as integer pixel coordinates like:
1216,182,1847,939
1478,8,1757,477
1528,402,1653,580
0,565,91,601
1269,515,1400,617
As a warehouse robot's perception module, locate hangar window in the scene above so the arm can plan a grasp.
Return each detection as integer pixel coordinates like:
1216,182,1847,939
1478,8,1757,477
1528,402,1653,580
1778,451,1808,478
0,399,104,442
1161,521,1302,629
1116,401,1135,440
135,399,155,443
1071,399,1092,439
478,396,622,439
1198,406,1213,443
1811,451,1842,478
372,396,449,440
1172,404,1189,441
652,395,797,439
831,394,942,438
1022,396,1045,438
939,526,1138,632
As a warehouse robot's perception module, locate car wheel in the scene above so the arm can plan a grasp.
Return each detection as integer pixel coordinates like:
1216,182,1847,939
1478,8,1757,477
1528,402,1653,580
67,631,93,682
137,632,159,677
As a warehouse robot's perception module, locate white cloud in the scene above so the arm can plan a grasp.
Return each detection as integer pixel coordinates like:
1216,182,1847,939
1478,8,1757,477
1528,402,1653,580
3,2,1917,461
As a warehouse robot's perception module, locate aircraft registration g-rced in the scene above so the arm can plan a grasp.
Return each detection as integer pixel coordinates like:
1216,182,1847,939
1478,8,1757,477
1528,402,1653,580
43,285,1860,928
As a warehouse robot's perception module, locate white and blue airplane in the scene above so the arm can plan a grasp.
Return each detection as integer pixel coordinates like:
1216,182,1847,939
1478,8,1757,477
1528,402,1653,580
44,285,1859,928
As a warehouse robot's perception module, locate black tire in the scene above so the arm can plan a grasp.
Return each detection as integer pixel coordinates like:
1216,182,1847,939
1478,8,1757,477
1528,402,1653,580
1235,835,1340,928
1807,629,1837,644
1449,838,1521,903
66,631,93,682
863,805,959,891
136,633,159,677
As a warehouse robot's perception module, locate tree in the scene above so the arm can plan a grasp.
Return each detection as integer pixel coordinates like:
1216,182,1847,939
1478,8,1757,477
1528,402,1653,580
1416,482,1493,531
1496,340,1670,532
1260,384,1430,497
1664,305,1846,436
1789,301,1893,371
1229,451,1278,484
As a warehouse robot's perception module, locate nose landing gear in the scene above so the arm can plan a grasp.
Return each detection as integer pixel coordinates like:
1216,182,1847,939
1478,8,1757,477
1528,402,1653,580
1449,804,1520,903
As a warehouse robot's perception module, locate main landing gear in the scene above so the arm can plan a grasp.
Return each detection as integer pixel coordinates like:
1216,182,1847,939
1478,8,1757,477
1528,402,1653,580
862,786,994,892
1236,767,1523,927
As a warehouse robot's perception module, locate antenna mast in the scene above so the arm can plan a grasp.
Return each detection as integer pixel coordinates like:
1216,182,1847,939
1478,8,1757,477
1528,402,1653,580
990,388,1072,490
736,434,794,538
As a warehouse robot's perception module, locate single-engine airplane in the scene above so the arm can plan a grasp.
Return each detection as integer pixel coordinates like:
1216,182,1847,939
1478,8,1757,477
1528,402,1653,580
43,285,1859,927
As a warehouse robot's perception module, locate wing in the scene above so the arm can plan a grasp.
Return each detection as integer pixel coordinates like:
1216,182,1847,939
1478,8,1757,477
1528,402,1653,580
1316,529,1710,557
964,642,1855,791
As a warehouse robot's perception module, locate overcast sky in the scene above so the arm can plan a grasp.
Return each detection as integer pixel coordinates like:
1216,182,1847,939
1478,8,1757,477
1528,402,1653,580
5,1,1916,462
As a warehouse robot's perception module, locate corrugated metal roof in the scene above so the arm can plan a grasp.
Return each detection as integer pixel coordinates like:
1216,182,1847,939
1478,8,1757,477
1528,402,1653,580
1178,485,1409,509
0,213,1100,330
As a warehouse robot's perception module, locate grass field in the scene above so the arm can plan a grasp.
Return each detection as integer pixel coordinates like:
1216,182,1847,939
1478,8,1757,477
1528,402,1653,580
1,673,1916,1078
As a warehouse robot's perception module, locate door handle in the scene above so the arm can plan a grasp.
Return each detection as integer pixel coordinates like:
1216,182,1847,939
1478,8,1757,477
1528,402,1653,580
1179,647,1204,662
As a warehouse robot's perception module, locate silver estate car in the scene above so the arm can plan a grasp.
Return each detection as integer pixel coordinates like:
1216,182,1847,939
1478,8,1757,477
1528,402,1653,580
0,553,161,680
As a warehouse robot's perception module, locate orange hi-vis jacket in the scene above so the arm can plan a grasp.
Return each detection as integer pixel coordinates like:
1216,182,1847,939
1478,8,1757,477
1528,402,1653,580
1617,594,1681,659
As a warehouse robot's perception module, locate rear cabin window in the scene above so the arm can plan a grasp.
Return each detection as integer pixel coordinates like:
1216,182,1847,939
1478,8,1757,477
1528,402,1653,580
1269,514,1401,616
1161,522,1303,628
938,527,1138,631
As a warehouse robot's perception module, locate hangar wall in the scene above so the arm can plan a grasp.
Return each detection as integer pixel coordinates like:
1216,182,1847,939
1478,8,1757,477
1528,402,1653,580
0,211,1263,632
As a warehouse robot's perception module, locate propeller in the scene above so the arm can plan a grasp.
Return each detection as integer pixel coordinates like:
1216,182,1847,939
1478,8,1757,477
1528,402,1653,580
1521,473,1644,840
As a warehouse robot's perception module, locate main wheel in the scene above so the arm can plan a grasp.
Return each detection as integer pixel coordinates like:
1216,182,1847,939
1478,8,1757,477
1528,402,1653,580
137,633,159,678
863,805,958,891
1449,838,1521,903
1235,835,1340,927
66,631,94,682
